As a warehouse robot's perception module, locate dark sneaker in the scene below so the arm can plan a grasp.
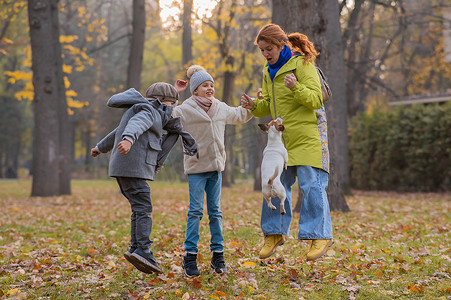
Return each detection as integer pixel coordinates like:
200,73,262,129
129,248,162,274
182,253,200,277
123,246,137,263
210,252,227,274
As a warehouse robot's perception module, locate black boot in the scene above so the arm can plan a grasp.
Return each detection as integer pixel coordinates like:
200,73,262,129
211,252,227,274
182,253,200,277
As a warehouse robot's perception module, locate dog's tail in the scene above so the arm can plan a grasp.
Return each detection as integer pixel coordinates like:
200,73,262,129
267,165,279,185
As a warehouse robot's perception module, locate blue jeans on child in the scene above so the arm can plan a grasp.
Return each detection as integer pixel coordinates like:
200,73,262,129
260,166,333,240
116,177,153,252
184,171,224,254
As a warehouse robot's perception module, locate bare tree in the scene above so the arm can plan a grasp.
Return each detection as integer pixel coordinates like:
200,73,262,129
273,0,350,211
28,0,71,196
341,0,409,116
205,0,238,187
127,0,146,90
179,0,193,104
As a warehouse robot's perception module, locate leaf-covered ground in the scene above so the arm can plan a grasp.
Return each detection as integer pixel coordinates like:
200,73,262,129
0,180,450,299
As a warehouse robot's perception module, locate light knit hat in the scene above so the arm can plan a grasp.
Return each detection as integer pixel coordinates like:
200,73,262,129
187,65,214,94
145,82,178,104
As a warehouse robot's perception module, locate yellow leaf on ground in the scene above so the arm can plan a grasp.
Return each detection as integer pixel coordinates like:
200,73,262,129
143,290,152,299
242,261,256,267
215,290,226,297
7,289,20,296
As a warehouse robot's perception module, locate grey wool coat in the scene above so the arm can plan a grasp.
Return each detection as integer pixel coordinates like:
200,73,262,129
96,88,182,181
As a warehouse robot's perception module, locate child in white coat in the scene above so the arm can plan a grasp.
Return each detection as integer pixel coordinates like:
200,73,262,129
174,65,252,277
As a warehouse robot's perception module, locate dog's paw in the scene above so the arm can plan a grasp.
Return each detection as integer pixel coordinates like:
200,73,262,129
267,202,277,210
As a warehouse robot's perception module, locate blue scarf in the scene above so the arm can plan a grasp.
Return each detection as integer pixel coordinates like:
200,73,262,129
268,45,292,81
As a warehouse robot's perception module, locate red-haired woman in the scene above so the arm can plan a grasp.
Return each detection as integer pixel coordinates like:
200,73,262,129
241,24,332,261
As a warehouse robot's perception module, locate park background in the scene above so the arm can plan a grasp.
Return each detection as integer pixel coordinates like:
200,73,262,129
0,0,450,299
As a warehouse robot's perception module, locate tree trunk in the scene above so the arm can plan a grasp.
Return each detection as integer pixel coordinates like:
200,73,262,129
253,115,272,191
84,127,92,172
58,72,72,195
211,0,238,188
343,0,365,117
28,0,68,196
175,0,194,182
55,2,71,195
272,0,350,211
293,188,303,212
221,58,235,187
181,0,193,102
127,0,146,90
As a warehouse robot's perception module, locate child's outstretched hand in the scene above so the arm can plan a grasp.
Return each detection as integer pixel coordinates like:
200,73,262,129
174,79,188,94
118,140,132,155
91,147,101,157
241,93,254,109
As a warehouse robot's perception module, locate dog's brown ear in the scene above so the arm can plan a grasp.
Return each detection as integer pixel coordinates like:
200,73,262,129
276,124,285,131
258,123,270,132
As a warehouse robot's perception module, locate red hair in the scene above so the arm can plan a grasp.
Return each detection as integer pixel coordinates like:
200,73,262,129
254,24,318,64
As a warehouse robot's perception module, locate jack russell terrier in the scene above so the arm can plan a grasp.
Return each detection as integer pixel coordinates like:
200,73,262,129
258,118,288,214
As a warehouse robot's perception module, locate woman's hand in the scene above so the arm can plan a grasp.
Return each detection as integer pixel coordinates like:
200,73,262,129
256,88,263,100
241,93,254,109
284,73,297,89
174,79,188,94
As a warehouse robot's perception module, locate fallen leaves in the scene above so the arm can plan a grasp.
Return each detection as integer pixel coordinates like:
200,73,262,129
407,284,424,293
0,182,450,299
343,285,361,300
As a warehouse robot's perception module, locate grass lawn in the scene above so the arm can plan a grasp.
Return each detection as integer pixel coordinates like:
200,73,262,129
0,180,450,299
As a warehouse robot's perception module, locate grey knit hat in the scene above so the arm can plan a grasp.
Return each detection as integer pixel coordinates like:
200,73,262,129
145,82,178,104
189,70,214,94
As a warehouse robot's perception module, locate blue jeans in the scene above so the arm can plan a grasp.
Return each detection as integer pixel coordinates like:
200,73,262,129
184,171,224,253
260,166,333,240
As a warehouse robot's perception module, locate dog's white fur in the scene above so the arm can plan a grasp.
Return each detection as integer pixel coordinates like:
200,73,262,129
260,118,288,214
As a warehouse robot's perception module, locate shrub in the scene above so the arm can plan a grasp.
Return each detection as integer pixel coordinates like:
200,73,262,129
349,102,451,191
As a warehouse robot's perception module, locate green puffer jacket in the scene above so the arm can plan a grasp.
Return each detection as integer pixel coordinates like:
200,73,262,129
251,55,326,171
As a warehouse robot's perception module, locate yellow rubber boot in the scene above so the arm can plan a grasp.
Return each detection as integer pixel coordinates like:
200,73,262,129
306,239,333,261
259,234,285,259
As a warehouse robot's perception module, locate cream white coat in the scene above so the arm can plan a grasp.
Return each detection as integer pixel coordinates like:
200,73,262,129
173,97,252,175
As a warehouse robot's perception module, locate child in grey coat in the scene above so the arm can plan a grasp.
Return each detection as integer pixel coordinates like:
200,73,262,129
91,82,197,274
